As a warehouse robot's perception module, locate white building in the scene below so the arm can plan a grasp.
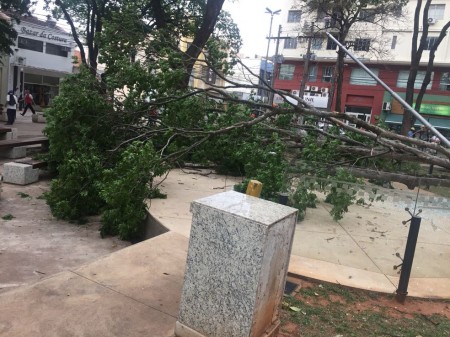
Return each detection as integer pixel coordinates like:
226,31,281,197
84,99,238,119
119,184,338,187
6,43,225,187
0,14,76,107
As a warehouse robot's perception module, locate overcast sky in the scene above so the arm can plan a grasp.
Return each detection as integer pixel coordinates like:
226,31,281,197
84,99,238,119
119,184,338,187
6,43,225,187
223,0,284,58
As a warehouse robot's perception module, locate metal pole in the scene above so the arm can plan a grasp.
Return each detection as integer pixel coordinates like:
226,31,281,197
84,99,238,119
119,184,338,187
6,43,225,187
396,216,421,304
326,32,450,147
264,14,274,101
299,22,314,98
269,25,282,106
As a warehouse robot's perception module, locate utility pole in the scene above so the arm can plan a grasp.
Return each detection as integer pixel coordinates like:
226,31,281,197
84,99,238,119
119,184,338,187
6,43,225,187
299,22,314,99
264,8,281,102
269,25,282,106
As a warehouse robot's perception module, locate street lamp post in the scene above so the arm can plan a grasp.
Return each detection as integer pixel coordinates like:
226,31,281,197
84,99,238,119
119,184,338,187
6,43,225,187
264,7,281,102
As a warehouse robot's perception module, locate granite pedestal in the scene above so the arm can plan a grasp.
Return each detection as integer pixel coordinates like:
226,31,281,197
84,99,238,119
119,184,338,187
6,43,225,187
0,147,27,159
32,112,46,123
2,162,39,185
175,191,297,337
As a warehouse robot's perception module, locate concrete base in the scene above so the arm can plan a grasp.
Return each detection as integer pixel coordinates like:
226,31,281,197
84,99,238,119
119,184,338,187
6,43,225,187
0,128,18,140
32,112,46,123
0,147,27,159
2,162,39,185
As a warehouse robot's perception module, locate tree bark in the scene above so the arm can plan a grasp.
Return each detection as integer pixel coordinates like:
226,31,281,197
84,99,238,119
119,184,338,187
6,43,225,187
346,167,450,189
180,0,225,89
401,0,430,135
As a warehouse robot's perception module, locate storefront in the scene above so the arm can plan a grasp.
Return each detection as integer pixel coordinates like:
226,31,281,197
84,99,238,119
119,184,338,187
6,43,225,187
384,103,450,139
1,15,75,107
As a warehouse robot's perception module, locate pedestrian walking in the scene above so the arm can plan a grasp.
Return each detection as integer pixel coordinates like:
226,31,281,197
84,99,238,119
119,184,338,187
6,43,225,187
20,90,36,116
5,89,17,125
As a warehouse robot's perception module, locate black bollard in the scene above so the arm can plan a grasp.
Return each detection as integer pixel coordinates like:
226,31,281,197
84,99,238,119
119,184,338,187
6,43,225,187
396,215,421,304
277,192,289,205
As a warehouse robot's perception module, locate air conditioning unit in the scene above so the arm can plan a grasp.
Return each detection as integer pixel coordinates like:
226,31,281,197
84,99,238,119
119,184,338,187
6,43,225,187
16,56,26,66
428,17,437,24
321,92,329,97
311,86,319,92
382,102,392,110
304,85,311,92
321,87,329,93
291,90,300,96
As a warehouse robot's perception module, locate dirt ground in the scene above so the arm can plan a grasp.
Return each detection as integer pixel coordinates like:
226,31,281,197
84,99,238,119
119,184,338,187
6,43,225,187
278,277,450,337
0,176,130,294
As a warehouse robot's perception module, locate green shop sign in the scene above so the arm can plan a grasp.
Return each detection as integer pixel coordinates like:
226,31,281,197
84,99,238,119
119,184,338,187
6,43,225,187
419,103,450,116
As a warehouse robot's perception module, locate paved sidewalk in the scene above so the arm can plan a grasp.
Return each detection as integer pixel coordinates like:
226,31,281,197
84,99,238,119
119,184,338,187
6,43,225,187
0,232,186,337
149,169,450,299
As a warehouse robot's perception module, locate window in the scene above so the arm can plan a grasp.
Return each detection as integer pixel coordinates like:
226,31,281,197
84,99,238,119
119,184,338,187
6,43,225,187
359,9,376,22
311,37,323,50
425,37,439,50
279,64,295,80
326,35,338,50
428,4,445,20
43,76,60,85
288,10,301,23
308,65,318,81
391,36,397,49
350,68,378,86
397,70,433,89
18,37,43,52
24,73,59,85
284,38,297,49
46,42,70,57
354,39,370,51
322,66,333,82
439,72,450,90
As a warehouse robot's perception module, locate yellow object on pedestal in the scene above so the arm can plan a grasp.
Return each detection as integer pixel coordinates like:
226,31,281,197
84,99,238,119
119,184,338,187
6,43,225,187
246,180,263,198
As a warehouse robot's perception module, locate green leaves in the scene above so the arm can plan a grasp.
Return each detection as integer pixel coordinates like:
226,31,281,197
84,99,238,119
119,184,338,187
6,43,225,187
99,141,166,240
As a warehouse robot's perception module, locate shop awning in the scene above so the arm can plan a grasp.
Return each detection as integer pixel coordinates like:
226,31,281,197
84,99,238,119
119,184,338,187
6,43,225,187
384,113,403,124
428,117,450,130
384,113,450,130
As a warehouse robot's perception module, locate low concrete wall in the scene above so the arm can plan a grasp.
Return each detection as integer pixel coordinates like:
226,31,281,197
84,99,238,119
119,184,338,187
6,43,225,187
142,212,169,240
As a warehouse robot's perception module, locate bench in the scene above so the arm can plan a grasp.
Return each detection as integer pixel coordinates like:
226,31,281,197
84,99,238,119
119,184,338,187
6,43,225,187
0,136,49,159
0,127,12,134
2,158,48,185
14,158,48,169
0,127,17,141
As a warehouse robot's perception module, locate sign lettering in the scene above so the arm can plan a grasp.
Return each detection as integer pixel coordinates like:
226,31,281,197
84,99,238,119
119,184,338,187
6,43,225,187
20,27,68,43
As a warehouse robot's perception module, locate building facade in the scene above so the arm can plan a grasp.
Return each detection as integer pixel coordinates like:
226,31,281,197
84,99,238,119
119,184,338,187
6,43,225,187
273,0,450,138
0,15,75,108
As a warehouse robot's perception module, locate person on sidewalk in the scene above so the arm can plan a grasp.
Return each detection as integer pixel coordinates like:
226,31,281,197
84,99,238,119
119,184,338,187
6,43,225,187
5,89,18,125
21,90,36,116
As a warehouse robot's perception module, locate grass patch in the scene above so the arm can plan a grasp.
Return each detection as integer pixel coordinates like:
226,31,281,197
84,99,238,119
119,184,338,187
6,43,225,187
17,192,32,199
279,278,450,337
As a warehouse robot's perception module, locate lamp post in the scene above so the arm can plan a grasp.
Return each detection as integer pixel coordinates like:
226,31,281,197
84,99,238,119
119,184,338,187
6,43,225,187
264,7,281,102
